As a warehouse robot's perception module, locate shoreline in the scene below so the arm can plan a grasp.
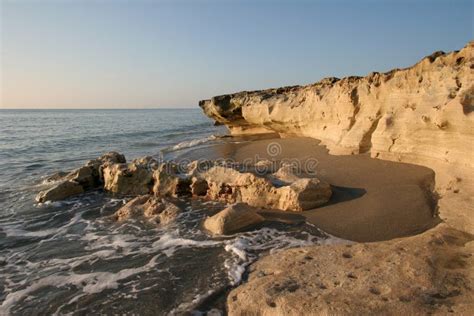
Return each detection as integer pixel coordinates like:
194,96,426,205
182,136,439,242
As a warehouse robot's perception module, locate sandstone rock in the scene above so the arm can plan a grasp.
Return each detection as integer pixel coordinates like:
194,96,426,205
97,151,126,165
68,166,97,189
43,171,69,183
115,195,181,225
271,162,303,184
37,152,127,202
227,224,474,315
199,41,474,232
203,203,265,235
115,195,150,220
278,178,332,210
35,180,84,203
103,156,154,195
201,165,331,211
153,162,191,197
186,160,214,176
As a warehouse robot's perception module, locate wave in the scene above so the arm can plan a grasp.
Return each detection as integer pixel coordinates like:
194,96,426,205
161,135,218,153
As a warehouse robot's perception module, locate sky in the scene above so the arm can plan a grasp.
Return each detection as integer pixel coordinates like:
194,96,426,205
0,0,472,109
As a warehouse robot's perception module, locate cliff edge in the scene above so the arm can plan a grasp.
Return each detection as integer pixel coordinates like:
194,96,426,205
200,41,474,234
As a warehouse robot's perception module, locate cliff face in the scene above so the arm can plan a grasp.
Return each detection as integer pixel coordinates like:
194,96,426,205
199,41,474,233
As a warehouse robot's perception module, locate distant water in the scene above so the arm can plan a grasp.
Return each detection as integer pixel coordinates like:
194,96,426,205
0,109,330,315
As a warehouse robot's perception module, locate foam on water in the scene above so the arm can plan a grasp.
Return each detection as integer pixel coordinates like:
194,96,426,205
0,192,338,314
167,135,217,151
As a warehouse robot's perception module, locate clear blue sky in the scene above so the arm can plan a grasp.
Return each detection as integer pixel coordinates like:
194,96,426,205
1,0,472,109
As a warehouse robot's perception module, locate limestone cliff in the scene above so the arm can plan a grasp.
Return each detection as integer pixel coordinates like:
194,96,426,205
200,41,474,233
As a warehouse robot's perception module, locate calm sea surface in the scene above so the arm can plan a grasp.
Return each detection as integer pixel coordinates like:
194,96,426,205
0,109,327,315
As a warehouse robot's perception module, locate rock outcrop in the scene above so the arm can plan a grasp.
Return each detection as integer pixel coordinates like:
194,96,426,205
103,156,156,195
199,163,331,211
36,152,126,202
199,41,474,233
37,156,331,213
203,203,265,235
115,195,181,225
227,224,473,315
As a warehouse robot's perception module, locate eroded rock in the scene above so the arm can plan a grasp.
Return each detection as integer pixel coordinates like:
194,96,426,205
199,41,474,232
200,164,331,211
36,180,84,203
115,195,181,225
203,203,265,235
37,152,126,202
153,162,191,197
103,156,154,195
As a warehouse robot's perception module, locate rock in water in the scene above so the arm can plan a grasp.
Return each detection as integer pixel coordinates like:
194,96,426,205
35,180,84,203
36,152,127,202
103,156,155,195
115,195,181,225
203,203,265,235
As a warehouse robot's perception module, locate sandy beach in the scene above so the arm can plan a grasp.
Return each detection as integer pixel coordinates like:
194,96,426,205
183,136,439,242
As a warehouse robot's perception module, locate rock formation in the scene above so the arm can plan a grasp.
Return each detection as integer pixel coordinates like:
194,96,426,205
37,156,331,214
197,41,474,315
197,163,331,211
203,203,265,235
36,152,125,202
115,195,181,225
199,41,474,233
103,156,156,195
227,224,473,315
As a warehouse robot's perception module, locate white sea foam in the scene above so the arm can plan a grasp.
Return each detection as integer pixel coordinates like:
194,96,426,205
151,232,220,257
165,135,217,152
0,254,162,315
1,189,341,315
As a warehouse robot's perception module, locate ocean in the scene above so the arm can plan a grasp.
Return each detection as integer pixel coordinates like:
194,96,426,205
0,109,327,315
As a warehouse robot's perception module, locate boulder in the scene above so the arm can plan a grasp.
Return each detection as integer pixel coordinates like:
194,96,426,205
278,178,332,211
200,165,331,211
35,180,84,203
115,195,181,225
103,156,154,195
203,203,265,235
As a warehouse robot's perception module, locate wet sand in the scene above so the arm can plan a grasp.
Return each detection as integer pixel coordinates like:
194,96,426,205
183,136,440,242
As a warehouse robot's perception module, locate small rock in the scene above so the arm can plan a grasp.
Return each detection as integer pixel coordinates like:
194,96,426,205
369,287,381,295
